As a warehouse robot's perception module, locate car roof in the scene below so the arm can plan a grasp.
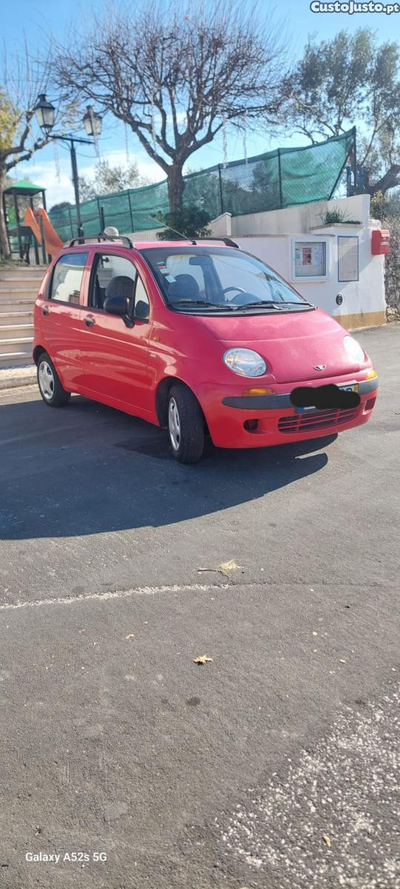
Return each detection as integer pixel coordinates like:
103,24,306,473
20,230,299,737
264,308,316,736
61,238,236,253
133,240,232,250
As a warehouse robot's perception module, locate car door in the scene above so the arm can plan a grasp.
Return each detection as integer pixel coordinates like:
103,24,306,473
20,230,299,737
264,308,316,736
78,250,152,414
40,251,89,391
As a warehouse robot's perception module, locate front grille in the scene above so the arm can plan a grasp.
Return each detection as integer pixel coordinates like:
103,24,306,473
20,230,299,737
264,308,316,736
278,406,360,434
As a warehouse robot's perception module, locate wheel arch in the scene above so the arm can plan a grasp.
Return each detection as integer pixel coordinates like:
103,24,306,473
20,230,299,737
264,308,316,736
155,376,208,432
33,345,46,365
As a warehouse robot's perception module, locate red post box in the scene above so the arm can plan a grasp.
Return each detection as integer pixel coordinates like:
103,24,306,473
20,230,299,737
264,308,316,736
371,229,390,255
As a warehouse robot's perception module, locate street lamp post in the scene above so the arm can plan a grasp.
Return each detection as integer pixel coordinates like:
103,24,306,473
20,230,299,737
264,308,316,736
33,95,102,239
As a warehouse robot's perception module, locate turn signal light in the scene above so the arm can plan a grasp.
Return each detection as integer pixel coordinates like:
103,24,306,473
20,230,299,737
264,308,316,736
242,387,276,396
365,369,377,379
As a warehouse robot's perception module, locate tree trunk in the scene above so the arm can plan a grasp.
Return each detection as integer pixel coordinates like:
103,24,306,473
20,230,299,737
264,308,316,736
167,163,185,212
0,171,11,259
367,164,400,197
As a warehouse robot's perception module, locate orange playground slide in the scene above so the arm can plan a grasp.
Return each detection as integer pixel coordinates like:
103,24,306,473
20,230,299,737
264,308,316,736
24,207,64,257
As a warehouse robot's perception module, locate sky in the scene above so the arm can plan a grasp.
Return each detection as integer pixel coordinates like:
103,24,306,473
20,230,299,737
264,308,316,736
2,0,397,208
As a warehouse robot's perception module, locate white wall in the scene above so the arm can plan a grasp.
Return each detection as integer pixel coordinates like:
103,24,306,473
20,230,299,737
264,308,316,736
235,229,385,326
231,195,370,236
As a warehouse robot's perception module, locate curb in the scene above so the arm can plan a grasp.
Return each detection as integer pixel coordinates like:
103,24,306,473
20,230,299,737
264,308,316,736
0,370,36,391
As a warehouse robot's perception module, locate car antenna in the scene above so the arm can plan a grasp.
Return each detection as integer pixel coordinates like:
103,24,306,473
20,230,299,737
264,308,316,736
149,215,196,246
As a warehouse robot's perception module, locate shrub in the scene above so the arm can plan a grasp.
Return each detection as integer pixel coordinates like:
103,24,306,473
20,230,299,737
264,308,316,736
156,206,212,240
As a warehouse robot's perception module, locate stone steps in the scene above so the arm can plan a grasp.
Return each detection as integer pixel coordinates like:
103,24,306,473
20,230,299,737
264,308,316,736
0,336,33,356
0,266,46,369
0,267,46,281
0,310,33,324
0,351,34,369
0,323,34,339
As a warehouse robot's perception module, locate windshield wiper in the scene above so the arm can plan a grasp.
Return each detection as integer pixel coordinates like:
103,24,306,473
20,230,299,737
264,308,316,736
280,300,315,307
171,299,237,309
238,301,284,309
241,300,315,310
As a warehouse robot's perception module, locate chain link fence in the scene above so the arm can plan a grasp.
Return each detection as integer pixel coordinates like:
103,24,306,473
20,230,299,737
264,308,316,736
49,128,356,242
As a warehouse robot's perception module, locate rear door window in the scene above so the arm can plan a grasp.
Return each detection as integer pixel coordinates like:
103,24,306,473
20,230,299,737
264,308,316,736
50,253,88,304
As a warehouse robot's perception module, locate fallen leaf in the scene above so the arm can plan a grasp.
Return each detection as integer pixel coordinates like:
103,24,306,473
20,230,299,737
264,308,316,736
193,655,213,665
219,560,242,572
125,634,135,640
322,834,332,847
197,560,242,579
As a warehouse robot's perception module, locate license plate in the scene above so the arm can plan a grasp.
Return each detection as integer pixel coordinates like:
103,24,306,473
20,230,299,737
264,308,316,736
338,381,359,393
296,382,359,412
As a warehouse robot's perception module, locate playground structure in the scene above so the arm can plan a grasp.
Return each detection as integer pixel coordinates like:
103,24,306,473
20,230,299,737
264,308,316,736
23,207,63,258
3,180,63,264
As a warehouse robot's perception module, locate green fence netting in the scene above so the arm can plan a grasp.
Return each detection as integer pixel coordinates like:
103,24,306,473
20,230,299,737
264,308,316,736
49,128,355,241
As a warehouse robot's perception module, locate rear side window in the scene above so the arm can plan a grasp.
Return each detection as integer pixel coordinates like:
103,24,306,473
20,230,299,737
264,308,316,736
50,253,88,304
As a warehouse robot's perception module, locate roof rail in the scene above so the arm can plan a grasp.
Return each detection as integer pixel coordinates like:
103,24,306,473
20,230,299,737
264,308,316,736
68,234,134,248
192,237,240,248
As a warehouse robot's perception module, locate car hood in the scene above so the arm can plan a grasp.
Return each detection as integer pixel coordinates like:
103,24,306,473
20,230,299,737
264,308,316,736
195,308,368,383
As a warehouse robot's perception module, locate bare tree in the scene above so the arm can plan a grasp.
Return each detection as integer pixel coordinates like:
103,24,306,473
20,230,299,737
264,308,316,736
0,47,72,258
50,0,289,211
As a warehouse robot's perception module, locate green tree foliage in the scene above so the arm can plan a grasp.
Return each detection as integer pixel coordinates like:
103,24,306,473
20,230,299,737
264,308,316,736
0,91,20,153
49,201,73,213
286,29,400,195
78,159,149,201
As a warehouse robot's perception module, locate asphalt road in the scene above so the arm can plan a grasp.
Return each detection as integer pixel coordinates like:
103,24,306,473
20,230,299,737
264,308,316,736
0,323,399,889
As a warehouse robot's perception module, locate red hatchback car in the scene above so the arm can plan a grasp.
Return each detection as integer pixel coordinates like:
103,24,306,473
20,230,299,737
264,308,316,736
33,235,378,463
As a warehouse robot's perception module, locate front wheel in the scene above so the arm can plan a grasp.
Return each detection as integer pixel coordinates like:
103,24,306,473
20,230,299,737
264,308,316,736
37,352,70,407
167,385,205,463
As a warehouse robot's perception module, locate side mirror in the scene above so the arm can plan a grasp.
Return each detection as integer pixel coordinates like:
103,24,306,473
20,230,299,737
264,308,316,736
104,294,129,316
135,299,149,321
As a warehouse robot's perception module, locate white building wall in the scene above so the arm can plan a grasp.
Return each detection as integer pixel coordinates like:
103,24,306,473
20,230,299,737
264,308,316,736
231,194,369,236
235,229,385,330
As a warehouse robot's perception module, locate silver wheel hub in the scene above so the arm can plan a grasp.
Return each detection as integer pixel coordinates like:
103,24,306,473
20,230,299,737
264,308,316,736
168,397,181,451
38,360,55,401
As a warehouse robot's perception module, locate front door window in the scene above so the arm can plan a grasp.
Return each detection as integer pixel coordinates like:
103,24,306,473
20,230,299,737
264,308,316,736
90,254,137,312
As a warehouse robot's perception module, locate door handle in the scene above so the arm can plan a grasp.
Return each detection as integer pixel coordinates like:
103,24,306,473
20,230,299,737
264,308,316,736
42,305,49,316
85,316,95,327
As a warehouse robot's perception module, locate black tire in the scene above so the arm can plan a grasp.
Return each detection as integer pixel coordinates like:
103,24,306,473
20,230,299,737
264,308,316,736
167,384,205,463
37,352,70,407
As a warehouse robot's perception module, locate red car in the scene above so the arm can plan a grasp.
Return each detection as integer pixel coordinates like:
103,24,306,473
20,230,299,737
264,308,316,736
33,236,378,463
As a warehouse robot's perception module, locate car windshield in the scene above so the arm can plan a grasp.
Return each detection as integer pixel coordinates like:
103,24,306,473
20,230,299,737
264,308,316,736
140,246,311,312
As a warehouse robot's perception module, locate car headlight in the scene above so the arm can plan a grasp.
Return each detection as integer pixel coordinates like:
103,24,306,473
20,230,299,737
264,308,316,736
223,348,267,377
343,335,365,363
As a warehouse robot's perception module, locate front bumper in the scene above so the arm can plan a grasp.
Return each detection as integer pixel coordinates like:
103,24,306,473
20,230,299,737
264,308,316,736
196,375,378,449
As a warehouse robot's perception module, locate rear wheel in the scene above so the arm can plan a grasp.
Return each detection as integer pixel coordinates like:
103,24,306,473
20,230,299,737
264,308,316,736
168,385,205,463
37,352,70,407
